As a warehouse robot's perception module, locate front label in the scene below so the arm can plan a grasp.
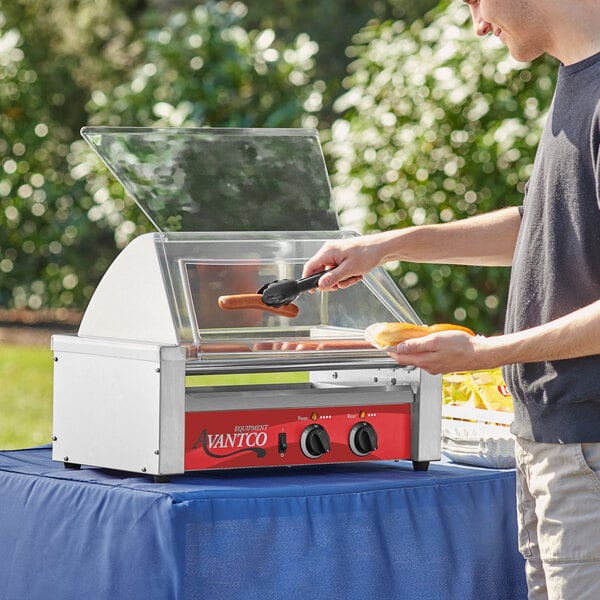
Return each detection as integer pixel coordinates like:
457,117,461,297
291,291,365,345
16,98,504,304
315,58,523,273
184,404,411,470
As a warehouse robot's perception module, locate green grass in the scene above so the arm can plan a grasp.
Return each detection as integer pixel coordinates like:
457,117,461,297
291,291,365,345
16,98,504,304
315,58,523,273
0,344,54,450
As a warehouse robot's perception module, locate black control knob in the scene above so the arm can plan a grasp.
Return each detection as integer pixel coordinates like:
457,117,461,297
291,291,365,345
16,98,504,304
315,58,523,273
349,422,378,456
300,424,331,458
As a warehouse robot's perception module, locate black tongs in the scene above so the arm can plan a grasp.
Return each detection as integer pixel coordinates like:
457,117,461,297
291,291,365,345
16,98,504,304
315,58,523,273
258,270,328,307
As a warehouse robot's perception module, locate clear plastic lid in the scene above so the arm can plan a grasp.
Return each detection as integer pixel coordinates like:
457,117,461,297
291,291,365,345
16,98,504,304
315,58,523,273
77,127,423,362
81,127,339,232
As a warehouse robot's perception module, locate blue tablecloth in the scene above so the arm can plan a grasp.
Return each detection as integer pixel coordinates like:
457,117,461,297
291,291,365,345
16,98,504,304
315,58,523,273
0,446,526,600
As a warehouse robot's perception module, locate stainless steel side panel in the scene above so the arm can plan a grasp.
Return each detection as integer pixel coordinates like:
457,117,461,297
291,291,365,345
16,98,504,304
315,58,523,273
51,335,185,475
410,370,442,462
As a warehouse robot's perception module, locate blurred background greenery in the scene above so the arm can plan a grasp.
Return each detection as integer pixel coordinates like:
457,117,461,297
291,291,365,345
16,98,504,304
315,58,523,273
0,0,556,448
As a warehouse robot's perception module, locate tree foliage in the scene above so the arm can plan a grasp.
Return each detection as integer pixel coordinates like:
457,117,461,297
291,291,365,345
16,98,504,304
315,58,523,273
1,1,322,309
241,0,438,125
326,0,557,334
0,0,142,310
0,21,113,310
71,1,322,250
0,0,559,331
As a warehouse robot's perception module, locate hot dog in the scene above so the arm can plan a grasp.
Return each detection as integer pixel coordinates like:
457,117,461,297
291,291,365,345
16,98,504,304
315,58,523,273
316,340,373,350
365,322,475,350
291,341,320,351
218,294,299,318
252,340,373,351
197,343,252,353
253,341,276,351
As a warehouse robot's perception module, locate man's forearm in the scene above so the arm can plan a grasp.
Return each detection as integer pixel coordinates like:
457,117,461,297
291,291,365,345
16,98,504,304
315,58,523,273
377,206,521,267
303,206,522,289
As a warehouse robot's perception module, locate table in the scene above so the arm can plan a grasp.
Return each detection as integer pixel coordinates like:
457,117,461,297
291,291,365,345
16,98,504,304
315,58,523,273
0,446,526,600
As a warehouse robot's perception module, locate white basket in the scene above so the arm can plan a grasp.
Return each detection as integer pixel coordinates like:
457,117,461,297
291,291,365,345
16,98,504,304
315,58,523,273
441,405,515,469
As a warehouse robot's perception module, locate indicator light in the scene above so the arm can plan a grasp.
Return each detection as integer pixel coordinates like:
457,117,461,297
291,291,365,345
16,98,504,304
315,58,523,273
311,411,319,421
359,410,367,419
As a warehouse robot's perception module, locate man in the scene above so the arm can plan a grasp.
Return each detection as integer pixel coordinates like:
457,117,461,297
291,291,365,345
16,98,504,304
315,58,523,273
302,1,600,598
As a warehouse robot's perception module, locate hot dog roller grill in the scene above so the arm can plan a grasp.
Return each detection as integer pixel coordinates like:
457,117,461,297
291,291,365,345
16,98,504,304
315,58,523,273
51,127,442,481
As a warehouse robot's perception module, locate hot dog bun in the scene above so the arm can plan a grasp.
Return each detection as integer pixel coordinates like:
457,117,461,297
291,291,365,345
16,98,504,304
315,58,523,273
364,322,475,350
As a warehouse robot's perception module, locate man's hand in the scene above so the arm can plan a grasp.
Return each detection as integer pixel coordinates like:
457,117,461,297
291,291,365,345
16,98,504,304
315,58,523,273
301,234,388,290
387,330,492,375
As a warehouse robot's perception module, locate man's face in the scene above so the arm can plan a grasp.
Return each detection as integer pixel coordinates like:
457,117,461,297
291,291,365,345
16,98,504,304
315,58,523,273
463,0,548,62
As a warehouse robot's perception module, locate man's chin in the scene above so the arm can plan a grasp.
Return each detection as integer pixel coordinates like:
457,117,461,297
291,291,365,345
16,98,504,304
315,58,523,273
507,43,545,63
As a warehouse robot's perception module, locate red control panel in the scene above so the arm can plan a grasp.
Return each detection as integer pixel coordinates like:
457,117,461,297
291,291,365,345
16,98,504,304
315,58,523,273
184,403,411,470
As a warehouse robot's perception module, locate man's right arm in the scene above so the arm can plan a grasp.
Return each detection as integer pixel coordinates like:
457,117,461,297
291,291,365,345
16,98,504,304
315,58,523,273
303,206,522,290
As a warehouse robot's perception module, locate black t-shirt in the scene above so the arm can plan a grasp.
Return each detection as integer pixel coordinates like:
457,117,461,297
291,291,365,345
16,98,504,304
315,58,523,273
504,50,600,443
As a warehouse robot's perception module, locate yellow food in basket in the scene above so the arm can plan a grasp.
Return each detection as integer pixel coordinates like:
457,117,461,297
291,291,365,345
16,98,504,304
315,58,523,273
442,368,513,413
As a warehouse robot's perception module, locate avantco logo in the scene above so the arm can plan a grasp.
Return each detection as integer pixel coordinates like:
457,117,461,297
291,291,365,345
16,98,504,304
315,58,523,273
192,424,269,459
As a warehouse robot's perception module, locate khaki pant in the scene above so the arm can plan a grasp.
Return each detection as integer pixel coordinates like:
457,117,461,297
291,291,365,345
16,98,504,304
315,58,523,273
515,437,600,600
